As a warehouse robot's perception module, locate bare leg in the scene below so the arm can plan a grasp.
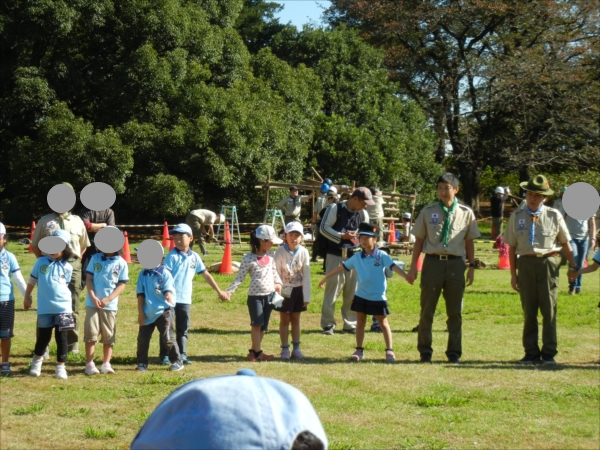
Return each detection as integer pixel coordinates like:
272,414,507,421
377,315,393,349
356,313,367,348
251,326,262,351
103,344,113,365
291,312,301,342
1,339,11,363
85,341,96,364
279,312,291,346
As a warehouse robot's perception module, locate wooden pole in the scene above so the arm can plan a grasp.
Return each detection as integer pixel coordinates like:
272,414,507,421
411,189,417,221
311,167,323,182
263,173,271,224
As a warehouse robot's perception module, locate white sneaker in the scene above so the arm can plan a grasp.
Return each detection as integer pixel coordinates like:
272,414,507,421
55,365,68,379
85,362,100,375
100,363,115,374
42,351,50,360
30,357,43,377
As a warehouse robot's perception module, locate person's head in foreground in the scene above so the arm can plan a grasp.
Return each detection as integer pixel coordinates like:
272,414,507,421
131,369,328,450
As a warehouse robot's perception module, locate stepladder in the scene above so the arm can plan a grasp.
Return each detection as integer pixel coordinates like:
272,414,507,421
263,208,286,233
214,205,243,247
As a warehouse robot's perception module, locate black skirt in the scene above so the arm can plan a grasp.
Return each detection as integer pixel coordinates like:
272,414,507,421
350,295,390,316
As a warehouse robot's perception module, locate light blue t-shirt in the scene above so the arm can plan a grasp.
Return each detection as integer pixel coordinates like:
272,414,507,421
30,256,73,314
164,248,206,305
343,249,396,301
136,265,176,326
85,253,129,311
0,248,21,301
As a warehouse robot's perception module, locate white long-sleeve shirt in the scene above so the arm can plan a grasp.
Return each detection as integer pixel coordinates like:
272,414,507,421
320,201,369,244
226,251,282,296
273,245,311,303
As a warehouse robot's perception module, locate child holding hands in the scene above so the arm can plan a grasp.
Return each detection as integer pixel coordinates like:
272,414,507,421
227,225,283,362
319,222,410,362
84,227,129,375
274,222,311,360
24,230,75,379
159,224,230,365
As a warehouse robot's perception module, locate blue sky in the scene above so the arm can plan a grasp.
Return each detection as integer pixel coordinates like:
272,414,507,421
274,1,331,28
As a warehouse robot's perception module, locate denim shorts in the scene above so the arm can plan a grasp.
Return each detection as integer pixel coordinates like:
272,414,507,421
0,300,15,339
247,295,273,331
37,314,62,328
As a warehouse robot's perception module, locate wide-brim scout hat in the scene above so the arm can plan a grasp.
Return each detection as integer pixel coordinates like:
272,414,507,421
519,175,554,196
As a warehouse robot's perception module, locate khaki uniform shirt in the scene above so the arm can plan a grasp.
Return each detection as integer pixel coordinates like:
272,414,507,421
314,194,328,217
188,209,217,225
411,202,480,259
32,213,91,258
504,206,570,255
278,195,309,217
366,196,385,219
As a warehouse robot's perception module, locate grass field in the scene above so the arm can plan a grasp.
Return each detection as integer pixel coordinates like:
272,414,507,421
1,234,599,449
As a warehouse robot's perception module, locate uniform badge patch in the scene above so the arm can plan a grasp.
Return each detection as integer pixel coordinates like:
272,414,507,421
518,219,525,229
431,213,439,224
40,265,50,275
94,263,102,273
48,221,55,229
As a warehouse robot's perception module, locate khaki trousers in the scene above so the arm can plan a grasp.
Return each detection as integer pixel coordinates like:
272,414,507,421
320,253,357,331
517,255,560,357
417,257,465,358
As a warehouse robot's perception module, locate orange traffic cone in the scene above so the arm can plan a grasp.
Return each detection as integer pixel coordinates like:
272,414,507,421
28,221,36,253
161,221,169,248
169,236,175,251
387,221,396,243
498,253,510,270
122,231,132,263
219,222,234,275
416,253,424,272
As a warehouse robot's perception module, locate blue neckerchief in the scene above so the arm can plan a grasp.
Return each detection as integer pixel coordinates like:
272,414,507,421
174,247,193,256
101,255,119,261
284,244,300,272
360,248,380,260
143,265,165,277
525,205,544,245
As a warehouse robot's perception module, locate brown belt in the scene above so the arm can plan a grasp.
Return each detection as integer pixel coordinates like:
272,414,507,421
521,252,558,258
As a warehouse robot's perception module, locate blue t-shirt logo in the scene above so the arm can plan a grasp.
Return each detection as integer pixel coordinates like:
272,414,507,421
40,265,50,275
94,263,102,273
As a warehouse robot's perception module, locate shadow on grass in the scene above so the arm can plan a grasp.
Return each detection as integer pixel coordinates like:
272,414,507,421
438,360,600,371
188,327,248,335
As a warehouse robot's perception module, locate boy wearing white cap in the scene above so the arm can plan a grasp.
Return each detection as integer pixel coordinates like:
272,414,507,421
0,223,28,374
185,208,225,256
227,225,283,362
159,224,230,365
274,222,311,360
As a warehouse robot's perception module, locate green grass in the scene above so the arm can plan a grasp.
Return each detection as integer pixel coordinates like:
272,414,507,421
0,239,598,449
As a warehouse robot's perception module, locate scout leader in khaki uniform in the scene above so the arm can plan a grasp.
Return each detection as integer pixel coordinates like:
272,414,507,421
504,175,576,365
406,173,481,364
277,186,313,225
31,183,91,354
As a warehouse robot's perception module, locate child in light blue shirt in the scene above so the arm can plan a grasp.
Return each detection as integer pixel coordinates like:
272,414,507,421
0,223,28,374
84,244,129,375
319,222,409,363
136,254,183,371
159,224,229,365
24,229,75,379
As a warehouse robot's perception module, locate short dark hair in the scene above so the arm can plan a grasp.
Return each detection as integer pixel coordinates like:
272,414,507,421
60,246,77,261
290,431,325,450
436,172,459,189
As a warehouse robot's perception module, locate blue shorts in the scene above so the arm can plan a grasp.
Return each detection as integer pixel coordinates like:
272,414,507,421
247,295,273,331
37,314,62,328
0,300,15,339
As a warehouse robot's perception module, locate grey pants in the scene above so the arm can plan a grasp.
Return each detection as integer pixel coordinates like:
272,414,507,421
320,253,357,331
517,255,560,357
67,259,82,352
159,303,191,358
137,309,180,365
417,257,466,358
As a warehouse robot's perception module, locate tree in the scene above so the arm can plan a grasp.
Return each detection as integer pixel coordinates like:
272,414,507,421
234,0,290,53
326,0,600,212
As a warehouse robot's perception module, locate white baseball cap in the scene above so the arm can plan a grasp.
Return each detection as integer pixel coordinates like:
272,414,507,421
169,223,193,236
284,222,304,235
495,186,504,194
255,225,283,244
0,222,5,238
327,186,337,195
218,213,225,223
402,212,412,220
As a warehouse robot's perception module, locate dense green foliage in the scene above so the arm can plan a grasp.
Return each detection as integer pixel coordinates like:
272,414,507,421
0,0,439,222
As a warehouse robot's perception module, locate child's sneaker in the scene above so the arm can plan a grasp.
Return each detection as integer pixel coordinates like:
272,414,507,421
181,355,192,365
291,349,305,360
42,350,50,360
100,363,115,374
169,360,184,371
136,364,148,371
161,356,170,366
385,349,396,363
280,347,291,360
85,362,100,376
55,365,68,380
257,351,274,362
1,362,11,374
351,348,364,361
30,357,43,377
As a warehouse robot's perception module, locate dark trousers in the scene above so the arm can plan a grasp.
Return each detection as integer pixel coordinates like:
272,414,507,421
417,257,466,358
517,255,560,358
159,303,191,358
67,258,82,352
35,327,68,363
137,309,180,365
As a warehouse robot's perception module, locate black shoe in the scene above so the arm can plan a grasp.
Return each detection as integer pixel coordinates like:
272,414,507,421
575,288,581,294
517,354,540,364
447,355,460,364
568,287,576,295
321,326,335,336
540,355,557,365
420,354,432,363
370,324,382,333
342,329,356,335
411,325,419,333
